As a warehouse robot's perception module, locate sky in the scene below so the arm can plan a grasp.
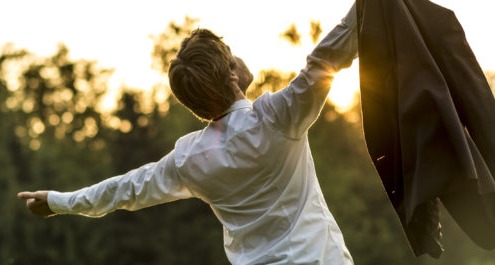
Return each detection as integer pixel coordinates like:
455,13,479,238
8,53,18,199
1,0,494,111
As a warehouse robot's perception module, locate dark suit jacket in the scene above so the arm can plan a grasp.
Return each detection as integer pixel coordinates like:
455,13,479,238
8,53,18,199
356,0,495,258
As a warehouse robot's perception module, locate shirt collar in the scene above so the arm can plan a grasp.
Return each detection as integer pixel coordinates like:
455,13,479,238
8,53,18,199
214,99,252,120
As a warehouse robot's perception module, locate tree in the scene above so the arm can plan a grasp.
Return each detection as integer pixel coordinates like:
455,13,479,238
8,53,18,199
3,44,116,265
0,44,28,264
5,17,495,265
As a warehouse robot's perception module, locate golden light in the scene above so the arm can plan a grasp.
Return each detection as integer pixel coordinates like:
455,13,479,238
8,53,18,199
1,0,492,118
328,62,360,113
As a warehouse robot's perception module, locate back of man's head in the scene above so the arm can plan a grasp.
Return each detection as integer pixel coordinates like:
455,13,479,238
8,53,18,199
168,29,238,121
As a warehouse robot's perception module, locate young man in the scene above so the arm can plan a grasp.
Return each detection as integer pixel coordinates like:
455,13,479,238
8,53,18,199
18,3,358,264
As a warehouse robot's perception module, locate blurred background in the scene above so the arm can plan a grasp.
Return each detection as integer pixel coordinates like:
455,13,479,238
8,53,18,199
2,0,495,264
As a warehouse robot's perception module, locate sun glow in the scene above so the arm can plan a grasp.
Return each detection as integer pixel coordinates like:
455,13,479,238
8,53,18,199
328,63,360,113
1,0,493,117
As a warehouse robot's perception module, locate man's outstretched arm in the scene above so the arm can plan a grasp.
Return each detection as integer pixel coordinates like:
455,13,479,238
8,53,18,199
259,3,357,138
17,151,193,218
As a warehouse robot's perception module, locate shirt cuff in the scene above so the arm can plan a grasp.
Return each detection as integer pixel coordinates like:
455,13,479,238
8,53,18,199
47,191,73,215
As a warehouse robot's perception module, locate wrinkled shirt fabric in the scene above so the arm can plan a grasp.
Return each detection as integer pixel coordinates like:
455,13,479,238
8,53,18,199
48,4,358,264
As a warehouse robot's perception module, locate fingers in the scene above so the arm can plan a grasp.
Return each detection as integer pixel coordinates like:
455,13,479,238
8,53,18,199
17,191,33,200
18,191,56,217
17,191,36,200
26,198,44,209
17,191,48,200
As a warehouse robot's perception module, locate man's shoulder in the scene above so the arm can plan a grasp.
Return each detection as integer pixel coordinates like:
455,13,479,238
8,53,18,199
175,129,202,148
170,129,207,169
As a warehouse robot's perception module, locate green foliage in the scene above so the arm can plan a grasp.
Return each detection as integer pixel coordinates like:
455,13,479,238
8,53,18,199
280,24,302,46
280,20,322,46
246,69,296,100
2,20,495,265
150,16,199,74
310,21,323,44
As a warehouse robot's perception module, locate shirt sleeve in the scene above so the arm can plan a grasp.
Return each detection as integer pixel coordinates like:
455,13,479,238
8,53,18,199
47,150,193,217
256,3,358,139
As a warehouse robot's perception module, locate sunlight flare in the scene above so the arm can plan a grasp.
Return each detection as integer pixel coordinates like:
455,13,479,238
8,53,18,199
328,63,359,113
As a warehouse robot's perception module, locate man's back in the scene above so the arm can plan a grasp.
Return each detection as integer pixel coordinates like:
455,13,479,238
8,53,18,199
174,95,352,264
18,3,358,264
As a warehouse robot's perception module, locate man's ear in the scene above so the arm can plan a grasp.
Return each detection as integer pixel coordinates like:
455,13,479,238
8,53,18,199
230,71,239,83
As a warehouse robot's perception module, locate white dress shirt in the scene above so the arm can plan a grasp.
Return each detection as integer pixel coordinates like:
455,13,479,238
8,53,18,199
48,4,357,264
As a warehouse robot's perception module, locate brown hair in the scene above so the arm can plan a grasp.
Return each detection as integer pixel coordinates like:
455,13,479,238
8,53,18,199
168,29,238,121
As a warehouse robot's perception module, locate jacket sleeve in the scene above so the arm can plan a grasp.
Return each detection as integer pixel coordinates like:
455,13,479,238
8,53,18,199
47,150,192,217
257,3,358,139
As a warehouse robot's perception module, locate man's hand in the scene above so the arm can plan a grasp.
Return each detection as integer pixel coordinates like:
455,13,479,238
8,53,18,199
17,191,56,218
